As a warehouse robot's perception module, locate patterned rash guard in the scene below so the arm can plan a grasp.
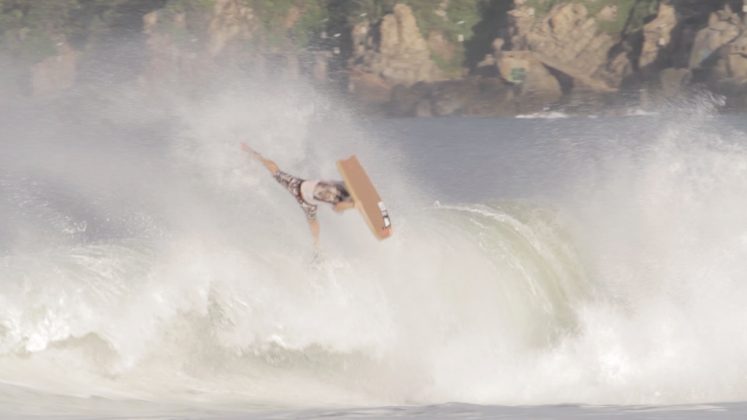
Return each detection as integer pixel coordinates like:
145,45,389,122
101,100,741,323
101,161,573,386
273,170,318,220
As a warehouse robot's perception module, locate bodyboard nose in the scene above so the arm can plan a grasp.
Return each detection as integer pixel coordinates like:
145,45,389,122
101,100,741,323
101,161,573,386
337,155,392,240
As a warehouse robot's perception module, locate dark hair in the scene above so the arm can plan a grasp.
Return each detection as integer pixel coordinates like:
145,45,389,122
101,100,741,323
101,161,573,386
314,181,350,204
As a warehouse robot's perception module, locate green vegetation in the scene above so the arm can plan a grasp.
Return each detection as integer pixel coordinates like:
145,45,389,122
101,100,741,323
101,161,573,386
325,0,485,43
524,0,562,16
324,0,396,25
431,49,463,76
404,0,484,43
602,0,658,34
291,2,326,48
162,0,213,14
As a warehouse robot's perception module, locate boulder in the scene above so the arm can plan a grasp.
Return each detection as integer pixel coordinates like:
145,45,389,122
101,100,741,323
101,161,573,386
312,50,333,82
349,3,443,94
141,10,189,85
496,50,562,102
140,2,260,88
507,2,624,91
429,80,481,116
348,70,393,105
689,7,741,70
379,4,428,62
427,30,458,72
684,3,747,93
30,39,78,97
640,1,677,69
208,0,255,57
727,34,747,80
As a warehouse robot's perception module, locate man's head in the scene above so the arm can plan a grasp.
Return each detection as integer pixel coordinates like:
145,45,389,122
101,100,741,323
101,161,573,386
313,181,351,205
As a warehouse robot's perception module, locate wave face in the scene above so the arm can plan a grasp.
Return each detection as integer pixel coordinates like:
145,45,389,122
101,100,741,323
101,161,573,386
1,82,747,410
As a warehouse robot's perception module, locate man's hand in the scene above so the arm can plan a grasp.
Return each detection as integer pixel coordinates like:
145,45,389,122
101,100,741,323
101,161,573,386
240,143,261,159
240,143,279,174
333,200,356,213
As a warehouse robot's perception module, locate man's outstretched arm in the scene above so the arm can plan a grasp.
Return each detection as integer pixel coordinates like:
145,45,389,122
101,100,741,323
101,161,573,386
241,143,279,174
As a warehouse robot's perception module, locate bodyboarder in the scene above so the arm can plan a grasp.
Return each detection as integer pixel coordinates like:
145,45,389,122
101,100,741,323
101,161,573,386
241,143,355,245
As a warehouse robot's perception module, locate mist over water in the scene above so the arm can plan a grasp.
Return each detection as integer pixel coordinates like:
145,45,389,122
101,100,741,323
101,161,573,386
2,65,747,417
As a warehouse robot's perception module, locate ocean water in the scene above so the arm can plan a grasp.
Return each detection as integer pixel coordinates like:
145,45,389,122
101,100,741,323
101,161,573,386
2,84,747,419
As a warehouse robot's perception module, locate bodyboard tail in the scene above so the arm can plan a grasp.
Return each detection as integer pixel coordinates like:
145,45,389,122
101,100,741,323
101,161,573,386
337,155,392,240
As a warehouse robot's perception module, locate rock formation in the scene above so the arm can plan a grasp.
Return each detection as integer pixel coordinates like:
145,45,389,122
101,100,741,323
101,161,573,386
506,2,627,92
684,2,747,109
5,0,747,114
349,4,444,104
140,0,262,88
496,51,562,101
727,33,747,80
689,6,742,71
207,0,256,57
30,39,78,97
640,2,678,70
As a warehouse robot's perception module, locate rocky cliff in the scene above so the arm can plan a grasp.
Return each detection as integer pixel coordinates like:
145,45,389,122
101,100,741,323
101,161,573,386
3,0,747,115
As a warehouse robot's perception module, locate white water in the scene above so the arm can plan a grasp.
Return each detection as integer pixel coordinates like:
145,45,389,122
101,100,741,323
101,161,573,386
2,80,747,417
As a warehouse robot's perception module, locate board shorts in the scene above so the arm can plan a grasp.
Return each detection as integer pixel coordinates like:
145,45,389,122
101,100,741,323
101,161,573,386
273,170,318,221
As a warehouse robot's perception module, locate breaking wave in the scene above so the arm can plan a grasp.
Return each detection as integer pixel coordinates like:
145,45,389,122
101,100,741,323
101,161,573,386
1,82,747,411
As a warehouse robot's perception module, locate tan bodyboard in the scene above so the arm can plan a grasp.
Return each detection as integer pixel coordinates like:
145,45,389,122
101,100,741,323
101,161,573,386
337,155,392,240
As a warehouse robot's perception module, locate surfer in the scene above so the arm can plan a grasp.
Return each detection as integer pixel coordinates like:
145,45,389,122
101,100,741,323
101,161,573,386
241,143,355,245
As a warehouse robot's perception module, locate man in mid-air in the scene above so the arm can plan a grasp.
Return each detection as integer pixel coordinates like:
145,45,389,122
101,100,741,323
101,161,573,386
241,143,355,245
